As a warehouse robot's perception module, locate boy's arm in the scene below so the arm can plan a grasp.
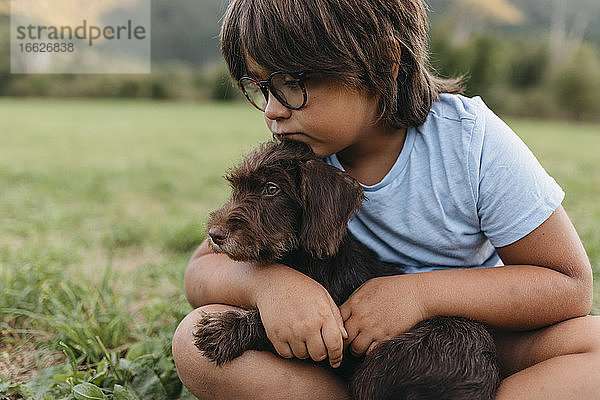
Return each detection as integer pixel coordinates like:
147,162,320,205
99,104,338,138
341,206,593,355
418,205,592,330
184,239,348,367
184,239,257,309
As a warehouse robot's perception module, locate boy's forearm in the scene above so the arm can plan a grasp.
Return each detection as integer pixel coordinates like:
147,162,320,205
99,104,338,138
412,264,592,331
184,240,307,309
184,254,253,309
184,240,260,309
411,207,593,331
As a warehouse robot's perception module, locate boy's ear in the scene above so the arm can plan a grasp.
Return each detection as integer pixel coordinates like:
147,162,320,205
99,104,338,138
299,160,365,259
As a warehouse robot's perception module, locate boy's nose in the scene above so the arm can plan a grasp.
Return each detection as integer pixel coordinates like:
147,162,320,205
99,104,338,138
264,91,292,120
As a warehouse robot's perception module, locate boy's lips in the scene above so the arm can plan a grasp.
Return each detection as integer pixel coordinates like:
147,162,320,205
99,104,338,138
272,132,303,139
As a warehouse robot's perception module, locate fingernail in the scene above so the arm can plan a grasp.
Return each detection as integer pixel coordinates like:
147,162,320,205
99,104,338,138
332,362,341,368
341,327,348,337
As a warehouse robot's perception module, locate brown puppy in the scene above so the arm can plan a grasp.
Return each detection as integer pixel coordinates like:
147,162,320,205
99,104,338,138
194,140,500,400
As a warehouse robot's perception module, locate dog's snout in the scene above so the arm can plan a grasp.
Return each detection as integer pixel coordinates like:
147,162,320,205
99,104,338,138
208,226,229,246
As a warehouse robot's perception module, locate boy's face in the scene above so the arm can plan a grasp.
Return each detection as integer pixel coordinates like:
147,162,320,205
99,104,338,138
246,59,388,158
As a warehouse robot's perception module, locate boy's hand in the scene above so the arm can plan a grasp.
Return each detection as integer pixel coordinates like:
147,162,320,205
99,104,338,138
253,264,348,368
339,275,428,357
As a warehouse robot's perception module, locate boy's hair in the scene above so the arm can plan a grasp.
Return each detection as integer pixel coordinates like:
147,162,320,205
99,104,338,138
220,0,464,129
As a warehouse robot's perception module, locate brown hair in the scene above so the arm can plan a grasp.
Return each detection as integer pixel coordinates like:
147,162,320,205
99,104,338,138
220,0,464,129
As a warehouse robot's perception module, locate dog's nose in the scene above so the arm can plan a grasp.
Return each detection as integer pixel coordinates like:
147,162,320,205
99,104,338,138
208,226,228,246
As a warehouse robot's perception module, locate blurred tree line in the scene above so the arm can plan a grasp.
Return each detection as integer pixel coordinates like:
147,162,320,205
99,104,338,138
427,0,600,121
0,0,599,121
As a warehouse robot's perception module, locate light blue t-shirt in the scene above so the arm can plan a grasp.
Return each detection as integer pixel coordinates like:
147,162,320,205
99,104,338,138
325,94,564,274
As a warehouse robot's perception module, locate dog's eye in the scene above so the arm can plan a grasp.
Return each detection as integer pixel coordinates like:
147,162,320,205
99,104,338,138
263,182,280,196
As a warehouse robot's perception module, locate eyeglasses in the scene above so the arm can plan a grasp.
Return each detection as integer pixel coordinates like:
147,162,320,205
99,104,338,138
239,71,311,112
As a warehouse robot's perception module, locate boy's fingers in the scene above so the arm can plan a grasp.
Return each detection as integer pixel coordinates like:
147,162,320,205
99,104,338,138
329,297,348,339
342,316,359,348
366,341,380,356
289,340,310,360
349,333,371,357
272,341,294,359
322,319,344,367
305,336,328,362
339,302,351,322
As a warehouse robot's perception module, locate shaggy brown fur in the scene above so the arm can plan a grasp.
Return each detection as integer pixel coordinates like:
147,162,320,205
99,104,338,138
194,140,500,400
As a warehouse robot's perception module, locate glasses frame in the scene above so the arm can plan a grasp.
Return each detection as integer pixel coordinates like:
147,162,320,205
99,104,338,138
239,71,311,112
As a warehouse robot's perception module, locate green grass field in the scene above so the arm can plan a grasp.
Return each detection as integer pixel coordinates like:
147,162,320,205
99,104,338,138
0,98,599,399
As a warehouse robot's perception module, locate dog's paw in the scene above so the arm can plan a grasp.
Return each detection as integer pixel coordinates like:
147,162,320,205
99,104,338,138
193,310,251,365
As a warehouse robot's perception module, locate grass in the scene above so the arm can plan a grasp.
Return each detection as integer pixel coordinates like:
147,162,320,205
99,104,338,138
0,98,598,398
0,98,267,399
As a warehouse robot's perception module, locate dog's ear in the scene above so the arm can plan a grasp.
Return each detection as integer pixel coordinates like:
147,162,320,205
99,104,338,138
299,160,365,259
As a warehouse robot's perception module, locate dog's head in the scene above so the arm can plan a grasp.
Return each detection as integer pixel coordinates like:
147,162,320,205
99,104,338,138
206,140,365,263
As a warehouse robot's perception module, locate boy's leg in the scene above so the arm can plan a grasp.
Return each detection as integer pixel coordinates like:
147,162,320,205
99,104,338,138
494,315,600,399
172,305,351,400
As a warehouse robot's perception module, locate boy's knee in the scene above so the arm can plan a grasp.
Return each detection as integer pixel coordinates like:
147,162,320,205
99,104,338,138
172,308,209,385
559,315,600,356
495,315,600,377
172,305,239,397
582,315,600,354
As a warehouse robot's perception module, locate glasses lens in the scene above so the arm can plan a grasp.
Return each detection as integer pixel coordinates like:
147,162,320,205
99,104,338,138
240,78,267,111
271,73,305,109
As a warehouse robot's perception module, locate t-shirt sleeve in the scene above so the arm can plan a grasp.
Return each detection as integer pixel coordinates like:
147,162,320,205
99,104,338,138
469,101,565,248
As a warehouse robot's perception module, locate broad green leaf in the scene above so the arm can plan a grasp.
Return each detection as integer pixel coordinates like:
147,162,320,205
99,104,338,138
112,384,137,400
118,358,168,400
90,359,109,385
72,382,106,400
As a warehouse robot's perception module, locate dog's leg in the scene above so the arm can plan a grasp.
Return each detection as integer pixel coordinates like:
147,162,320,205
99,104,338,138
351,317,500,400
193,309,273,365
